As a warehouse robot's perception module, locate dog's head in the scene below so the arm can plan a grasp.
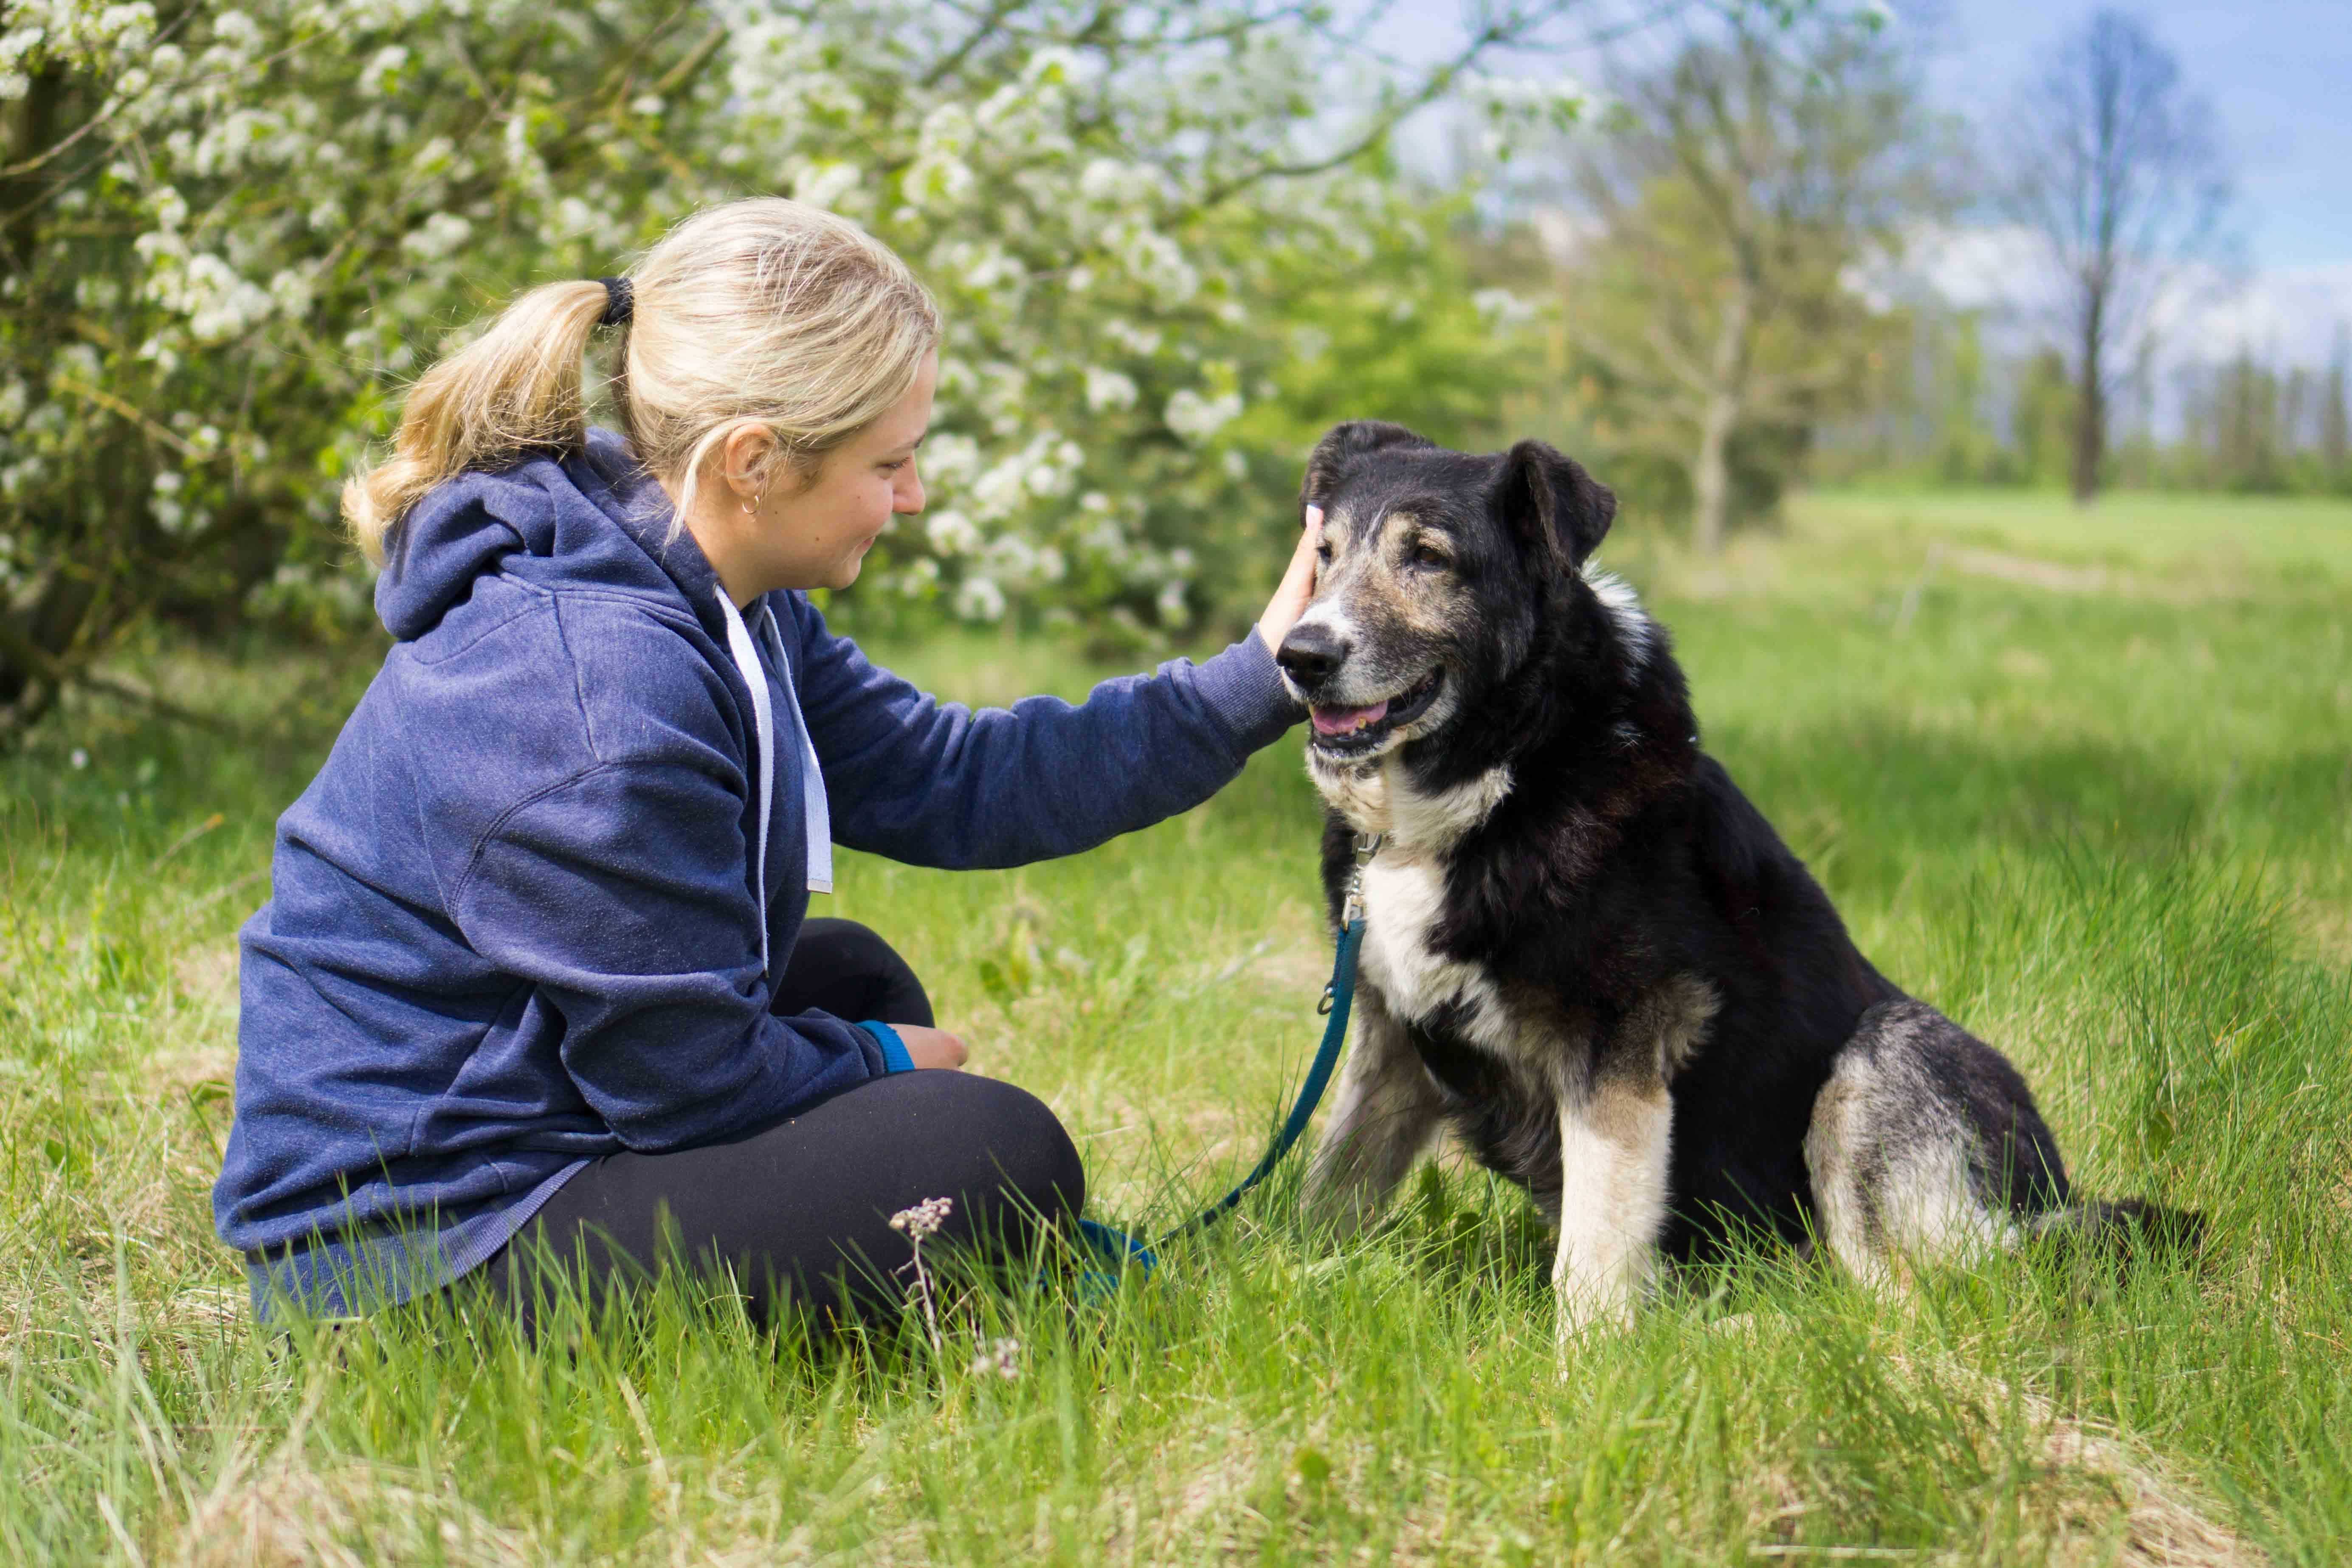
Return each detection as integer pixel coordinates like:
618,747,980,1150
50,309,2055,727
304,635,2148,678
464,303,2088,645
1276,420,1620,766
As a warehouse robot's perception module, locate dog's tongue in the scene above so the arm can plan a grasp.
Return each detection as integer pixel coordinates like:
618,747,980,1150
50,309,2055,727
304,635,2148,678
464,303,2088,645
1311,699,1388,736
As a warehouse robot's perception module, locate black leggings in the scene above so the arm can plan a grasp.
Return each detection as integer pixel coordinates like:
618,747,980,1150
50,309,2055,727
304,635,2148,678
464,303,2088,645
482,919,1084,1329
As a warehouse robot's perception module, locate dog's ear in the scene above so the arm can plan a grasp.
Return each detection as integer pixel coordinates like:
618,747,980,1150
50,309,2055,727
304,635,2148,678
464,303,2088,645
1496,440,1616,572
1302,421,1435,508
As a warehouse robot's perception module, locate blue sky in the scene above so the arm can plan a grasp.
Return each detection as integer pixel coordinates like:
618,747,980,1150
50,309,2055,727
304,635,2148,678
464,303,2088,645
1366,1,2352,362
1912,0,2350,272
1373,0,2349,270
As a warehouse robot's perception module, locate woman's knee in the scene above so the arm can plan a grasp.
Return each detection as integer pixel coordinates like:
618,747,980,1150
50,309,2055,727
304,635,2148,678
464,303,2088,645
980,1078,1085,1224
895,1071,1084,1231
784,918,935,1027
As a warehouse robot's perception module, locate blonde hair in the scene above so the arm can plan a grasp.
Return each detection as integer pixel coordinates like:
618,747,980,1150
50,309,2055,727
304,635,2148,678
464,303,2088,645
345,198,943,565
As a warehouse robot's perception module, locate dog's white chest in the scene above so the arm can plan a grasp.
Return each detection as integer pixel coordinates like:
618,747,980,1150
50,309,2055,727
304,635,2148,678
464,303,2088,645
1359,856,1507,1043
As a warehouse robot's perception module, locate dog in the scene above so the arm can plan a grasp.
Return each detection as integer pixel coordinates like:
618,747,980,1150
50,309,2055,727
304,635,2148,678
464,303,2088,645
1275,421,2194,1334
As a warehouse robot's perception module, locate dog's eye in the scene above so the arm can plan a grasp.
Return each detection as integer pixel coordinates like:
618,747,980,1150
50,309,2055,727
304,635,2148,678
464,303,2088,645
1315,538,1334,563
1408,543,1449,570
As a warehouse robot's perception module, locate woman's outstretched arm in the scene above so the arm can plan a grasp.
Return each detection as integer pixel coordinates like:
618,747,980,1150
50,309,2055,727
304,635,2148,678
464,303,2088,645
800,514,1320,870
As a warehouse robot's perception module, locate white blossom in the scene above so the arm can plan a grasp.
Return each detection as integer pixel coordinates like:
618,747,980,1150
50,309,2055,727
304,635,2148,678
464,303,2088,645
1469,73,1596,161
969,1337,1022,1381
1155,578,1190,629
953,574,1007,622
1101,318,1163,357
919,432,982,488
400,212,472,262
792,160,862,211
887,1196,954,1239
893,556,941,596
1084,368,1138,412
3,0,1536,654
55,344,103,384
1164,388,1242,443
360,45,409,96
924,510,981,556
1473,287,1537,328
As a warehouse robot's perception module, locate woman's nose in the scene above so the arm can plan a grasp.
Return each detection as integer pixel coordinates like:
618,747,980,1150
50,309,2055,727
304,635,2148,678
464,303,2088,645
896,463,925,514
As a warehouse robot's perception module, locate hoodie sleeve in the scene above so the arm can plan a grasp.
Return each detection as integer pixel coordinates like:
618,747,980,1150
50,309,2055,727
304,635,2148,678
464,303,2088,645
788,595,1303,870
448,755,889,1152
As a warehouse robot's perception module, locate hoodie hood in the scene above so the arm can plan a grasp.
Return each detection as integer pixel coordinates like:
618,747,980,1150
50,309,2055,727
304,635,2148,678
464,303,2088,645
375,429,721,642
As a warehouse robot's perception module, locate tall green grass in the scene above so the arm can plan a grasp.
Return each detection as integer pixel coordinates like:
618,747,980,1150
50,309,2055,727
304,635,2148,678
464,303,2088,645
3,490,2348,1564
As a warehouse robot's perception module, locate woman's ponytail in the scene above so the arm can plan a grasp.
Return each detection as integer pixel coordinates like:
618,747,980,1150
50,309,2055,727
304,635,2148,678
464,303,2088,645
343,279,612,565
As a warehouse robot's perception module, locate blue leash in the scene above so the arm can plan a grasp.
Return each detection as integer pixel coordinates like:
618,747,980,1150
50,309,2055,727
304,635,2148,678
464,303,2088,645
1075,833,1380,1278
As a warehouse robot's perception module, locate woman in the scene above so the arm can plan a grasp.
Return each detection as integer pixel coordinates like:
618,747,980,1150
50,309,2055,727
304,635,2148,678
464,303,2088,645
215,198,1322,1326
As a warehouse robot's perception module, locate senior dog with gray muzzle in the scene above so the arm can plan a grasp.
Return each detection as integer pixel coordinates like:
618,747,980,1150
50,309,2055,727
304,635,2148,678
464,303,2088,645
1276,420,2196,1335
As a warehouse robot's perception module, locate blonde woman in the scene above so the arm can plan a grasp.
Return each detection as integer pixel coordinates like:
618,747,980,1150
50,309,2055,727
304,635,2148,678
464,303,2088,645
217,198,1322,1327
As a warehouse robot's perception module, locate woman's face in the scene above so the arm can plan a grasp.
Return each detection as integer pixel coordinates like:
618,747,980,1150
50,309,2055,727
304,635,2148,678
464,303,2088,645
711,350,938,601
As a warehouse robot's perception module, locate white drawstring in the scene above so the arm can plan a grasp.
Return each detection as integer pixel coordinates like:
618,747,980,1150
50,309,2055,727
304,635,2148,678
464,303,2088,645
714,592,833,978
758,601,833,895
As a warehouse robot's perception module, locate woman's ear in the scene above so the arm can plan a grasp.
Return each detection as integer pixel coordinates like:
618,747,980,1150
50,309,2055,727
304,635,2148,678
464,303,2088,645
719,423,781,509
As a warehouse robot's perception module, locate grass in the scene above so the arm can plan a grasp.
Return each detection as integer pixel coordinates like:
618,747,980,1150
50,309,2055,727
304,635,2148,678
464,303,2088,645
3,485,2349,1565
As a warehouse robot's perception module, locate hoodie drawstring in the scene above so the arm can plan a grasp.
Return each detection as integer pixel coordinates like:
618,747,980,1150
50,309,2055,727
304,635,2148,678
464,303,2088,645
759,602,833,896
715,591,833,979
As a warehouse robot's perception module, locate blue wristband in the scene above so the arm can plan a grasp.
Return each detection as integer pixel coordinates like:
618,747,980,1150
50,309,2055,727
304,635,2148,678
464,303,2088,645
857,1019,915,1073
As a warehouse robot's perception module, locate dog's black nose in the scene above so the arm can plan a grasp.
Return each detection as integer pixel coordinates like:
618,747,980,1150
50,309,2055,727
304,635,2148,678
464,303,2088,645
1276,621,1349,690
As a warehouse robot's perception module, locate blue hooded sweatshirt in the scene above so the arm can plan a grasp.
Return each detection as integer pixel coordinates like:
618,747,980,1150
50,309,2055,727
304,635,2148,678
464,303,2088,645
216,430,1301,1315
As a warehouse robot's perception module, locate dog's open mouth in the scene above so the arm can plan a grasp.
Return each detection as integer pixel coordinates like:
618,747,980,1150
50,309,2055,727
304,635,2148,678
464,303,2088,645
1308,668,1442,754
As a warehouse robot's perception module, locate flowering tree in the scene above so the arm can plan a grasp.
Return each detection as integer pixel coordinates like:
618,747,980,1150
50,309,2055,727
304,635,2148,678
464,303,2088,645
0,0,1606,736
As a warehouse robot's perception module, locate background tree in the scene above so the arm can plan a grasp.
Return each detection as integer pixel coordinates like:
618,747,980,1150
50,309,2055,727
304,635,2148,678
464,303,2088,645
0,0,1608,740
0,2,732,736
1552,8,1945,552
2321,328,2350,491
1996,8,2232,505
2011,347,2080,487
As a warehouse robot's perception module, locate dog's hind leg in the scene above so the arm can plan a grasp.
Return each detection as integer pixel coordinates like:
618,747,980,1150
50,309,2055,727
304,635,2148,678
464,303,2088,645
1551,1073,1673,1337
1303,987,1444,1241
1803,1000,2068,1287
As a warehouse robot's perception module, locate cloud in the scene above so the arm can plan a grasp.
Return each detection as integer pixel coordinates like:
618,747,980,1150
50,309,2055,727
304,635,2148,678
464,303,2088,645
2181,263,2352,365
1901,224,2352,370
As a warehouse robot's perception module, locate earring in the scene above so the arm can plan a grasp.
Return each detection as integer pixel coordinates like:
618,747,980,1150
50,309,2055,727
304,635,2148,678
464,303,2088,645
743,493,762,515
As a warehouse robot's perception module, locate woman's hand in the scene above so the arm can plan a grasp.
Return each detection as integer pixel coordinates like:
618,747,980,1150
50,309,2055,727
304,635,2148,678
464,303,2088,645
1255,505,1324,655
894,1024,970,1070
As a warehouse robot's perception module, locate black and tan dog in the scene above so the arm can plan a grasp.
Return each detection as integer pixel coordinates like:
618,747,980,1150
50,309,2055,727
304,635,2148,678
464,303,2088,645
1275,420,2190,1334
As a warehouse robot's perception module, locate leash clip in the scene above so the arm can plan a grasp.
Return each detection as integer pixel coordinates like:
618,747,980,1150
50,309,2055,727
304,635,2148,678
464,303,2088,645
1339,831,1384,934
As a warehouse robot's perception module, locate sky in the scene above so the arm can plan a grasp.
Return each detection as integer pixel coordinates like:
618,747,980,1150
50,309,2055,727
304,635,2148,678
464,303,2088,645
1359,0,2352,366
1910,0,2351,273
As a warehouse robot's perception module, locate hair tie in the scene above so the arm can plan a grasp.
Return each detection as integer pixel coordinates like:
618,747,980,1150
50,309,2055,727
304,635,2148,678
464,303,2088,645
596,276,633,327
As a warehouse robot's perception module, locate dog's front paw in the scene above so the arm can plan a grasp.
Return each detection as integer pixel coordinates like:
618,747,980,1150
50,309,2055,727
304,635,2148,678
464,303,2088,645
1299,1178,1390,1246
1552,1275,1639,1344
1549,1232,1650,1346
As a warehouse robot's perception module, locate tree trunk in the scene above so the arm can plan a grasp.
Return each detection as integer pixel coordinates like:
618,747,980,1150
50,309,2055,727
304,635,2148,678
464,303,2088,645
2070,284,2106,504
1691,282,1751,555
0,562,101,745
1692,394,1739,557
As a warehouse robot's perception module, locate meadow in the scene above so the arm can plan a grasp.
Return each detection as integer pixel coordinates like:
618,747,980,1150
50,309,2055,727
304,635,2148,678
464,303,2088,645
3,487,2348,1565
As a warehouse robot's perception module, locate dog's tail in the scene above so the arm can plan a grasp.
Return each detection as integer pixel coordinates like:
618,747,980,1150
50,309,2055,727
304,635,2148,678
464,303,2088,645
2027,1197,2206,1266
